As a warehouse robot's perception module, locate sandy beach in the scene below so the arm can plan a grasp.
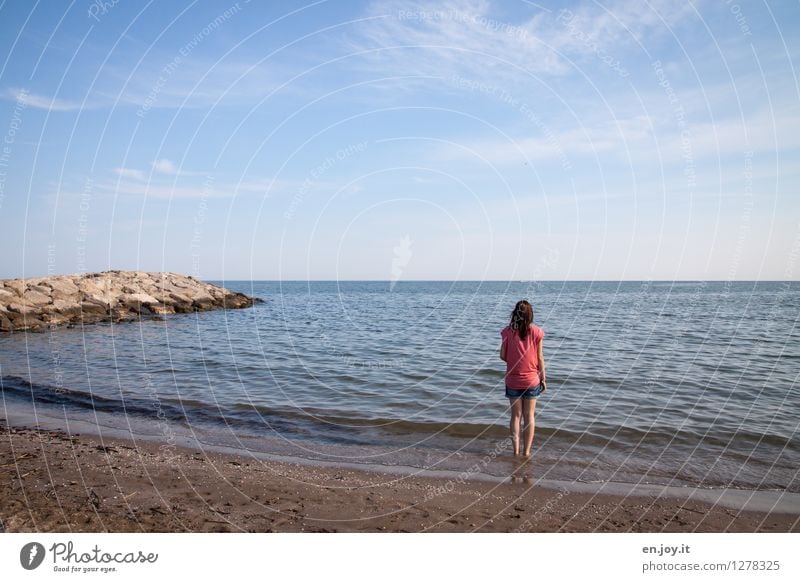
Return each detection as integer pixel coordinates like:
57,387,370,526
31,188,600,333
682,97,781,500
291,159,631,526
1,419,796,533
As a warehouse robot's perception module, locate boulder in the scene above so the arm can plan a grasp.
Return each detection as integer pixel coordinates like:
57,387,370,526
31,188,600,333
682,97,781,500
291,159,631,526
40,310,73,327
7,302,38,316
145,302,175,316
3,280,25,296
0,313,12,331
52,299,83,317
77,278,104,296
192,292,215,310
79,301,108,316
111,306,138,322
123,292,160,306
49,278,80,298
168,292,194,313
1,271,260,331
22,289,52,306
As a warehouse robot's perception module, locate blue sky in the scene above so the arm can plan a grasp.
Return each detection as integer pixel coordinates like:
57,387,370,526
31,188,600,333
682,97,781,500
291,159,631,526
0,0,798,280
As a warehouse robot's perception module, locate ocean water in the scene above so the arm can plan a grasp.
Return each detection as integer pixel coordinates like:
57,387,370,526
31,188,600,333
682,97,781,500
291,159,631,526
1,281,798,493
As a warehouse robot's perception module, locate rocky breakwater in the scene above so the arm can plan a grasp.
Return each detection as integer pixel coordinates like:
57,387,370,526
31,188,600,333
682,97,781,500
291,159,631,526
0,271,261,332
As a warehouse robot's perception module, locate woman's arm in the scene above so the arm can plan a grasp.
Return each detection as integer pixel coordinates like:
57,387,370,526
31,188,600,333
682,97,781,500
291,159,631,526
500,338,507,362
537,338,546,388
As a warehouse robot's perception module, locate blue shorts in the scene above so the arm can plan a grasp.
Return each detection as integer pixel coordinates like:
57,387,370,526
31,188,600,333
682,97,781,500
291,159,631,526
505,384,544,400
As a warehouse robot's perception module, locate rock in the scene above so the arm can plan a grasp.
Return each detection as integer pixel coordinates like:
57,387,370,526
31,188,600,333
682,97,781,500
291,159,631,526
40,310,73,327
82,295,113,311
123,293,160,306
52,299,83,317
146,302,175,316
7,302,39,316
0,313,12,331
79,301,108,316
168,292,194,313
2,280,25,296
77,278,104,296
111,306,138,322
22,289,52,306
7,313,47,331
29,284,51,295
192,292,215,310
49,278,80,298
0,271,261,331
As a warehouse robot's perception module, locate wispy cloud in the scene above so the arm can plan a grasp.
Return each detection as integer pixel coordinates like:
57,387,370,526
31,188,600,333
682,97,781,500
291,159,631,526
148,159,207,178
152,159,178,175
96,179,227,200
85,172,303,200
100,52,290,111
345,0,565,80
114,167,146,181
3,58,287,114
433,115,653,164
432,109,800,166
3,88,87,111
344,0,699,84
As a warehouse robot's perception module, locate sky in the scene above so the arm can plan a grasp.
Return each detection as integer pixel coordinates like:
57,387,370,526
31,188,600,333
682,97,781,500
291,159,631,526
0,0,798,281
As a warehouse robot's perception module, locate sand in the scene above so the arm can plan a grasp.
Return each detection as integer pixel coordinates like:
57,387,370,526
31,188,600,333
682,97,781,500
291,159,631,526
1,419,797,533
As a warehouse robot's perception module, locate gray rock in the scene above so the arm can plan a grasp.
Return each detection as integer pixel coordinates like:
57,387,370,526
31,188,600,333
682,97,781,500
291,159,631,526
22,289,52,306
2,280,25,296
0,313,12,332
7,302,39,316
0,271,261,332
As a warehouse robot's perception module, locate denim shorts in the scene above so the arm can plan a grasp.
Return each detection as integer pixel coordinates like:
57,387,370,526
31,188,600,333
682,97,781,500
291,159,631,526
505,384,544,400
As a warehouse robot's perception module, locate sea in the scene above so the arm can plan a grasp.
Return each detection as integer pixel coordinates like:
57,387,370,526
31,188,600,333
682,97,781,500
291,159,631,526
1,281,798,501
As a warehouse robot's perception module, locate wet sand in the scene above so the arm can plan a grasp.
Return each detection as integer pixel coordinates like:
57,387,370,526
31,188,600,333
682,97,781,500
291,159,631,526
1,419,797,533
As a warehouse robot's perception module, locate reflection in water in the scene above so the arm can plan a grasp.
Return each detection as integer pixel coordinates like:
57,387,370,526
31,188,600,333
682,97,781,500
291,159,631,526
508,455,534,485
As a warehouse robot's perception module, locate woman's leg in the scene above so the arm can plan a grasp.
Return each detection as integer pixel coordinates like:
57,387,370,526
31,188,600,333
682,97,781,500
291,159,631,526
521,399,537,456
509,398,523,456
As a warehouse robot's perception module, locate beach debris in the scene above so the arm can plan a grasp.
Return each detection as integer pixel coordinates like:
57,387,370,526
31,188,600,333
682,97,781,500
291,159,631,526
89,489,101,509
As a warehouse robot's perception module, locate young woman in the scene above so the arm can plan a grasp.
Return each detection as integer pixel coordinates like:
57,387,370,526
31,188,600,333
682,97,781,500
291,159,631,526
500,300,546,457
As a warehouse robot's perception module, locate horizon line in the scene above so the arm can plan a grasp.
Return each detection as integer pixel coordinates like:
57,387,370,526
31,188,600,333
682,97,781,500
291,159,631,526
1,272,797,283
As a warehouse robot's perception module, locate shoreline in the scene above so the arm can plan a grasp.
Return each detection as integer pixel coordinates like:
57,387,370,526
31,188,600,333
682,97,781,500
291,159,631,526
5,395,799,514
1,417,797,533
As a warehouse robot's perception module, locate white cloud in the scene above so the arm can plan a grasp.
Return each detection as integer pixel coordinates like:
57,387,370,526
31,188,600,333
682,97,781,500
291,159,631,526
431,108,800,167
113,167,145,181
345,0,699,84
434,115,654,164
82,174,299,200
346,0,566,80
98,179,222,200
3,88,86,111
152,159,178,175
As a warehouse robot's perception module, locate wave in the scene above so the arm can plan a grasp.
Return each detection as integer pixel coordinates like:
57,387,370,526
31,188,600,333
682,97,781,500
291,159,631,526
3,374,798,458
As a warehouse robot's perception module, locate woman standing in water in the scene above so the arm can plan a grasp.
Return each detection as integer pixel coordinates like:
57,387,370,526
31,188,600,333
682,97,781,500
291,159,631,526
500,300,546,457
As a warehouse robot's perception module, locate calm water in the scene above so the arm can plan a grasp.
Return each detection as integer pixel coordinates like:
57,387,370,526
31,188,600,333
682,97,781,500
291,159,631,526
1,281,798,492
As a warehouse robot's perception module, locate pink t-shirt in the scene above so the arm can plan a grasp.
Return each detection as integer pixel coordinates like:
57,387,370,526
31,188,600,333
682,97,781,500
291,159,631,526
501,324,544,389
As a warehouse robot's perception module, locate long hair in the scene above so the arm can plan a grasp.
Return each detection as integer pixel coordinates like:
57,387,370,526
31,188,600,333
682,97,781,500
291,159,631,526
509,300,533,341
